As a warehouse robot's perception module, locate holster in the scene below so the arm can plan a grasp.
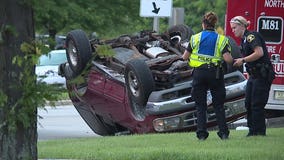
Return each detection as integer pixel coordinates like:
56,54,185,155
216,66,221,79
215,61,223,79
247,63,275,82
266,65,276,83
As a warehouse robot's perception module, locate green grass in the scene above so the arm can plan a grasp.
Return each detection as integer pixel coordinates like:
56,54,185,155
38,128,284,160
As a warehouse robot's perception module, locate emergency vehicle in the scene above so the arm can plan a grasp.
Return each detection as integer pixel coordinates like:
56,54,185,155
225,0,284,114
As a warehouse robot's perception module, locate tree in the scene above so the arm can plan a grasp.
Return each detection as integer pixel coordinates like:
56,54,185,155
174,0,227,33
1,0,61,158
0,0,37,159
32,0,228,40
33,0,152,39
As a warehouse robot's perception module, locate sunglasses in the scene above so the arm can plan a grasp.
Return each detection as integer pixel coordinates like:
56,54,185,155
230,18,245,26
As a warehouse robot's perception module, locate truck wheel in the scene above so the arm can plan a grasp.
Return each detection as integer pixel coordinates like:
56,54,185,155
125,58,155,119
66,29,92,78
167,24,194,43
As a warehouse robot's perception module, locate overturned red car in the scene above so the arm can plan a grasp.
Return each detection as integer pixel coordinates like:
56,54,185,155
59,24,247,136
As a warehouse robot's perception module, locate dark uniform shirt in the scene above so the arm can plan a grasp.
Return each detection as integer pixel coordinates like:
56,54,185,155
241,30,275,80
241,30,271,67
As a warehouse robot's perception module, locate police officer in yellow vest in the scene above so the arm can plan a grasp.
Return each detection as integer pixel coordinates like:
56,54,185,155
182,11,234,140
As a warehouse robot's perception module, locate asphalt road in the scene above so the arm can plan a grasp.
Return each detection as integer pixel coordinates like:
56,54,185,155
37,105,99,140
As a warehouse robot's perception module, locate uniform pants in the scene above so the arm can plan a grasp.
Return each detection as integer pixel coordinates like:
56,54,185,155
246,77,271,135
192,67,229,139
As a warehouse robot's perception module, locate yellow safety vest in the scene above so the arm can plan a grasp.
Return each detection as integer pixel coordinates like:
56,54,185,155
188,32,229,67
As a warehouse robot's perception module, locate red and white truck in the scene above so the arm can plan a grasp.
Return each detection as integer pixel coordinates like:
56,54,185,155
225,0,284,114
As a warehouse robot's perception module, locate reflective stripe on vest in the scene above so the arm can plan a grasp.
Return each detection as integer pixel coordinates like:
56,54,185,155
189,32,228,67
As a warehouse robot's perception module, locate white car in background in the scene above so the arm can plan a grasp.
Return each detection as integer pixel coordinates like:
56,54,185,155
36,49,67,88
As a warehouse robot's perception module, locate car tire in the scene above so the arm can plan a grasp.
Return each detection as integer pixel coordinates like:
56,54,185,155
125,58,155,118
74,102,122,136
65,29,92,78
167,24,194,43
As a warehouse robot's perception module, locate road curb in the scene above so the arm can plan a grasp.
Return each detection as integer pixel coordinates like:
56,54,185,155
228,116,284,129
45,99,72,106
266,116,284,128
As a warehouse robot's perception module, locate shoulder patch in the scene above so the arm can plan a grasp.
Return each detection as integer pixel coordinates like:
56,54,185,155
247,34,255,43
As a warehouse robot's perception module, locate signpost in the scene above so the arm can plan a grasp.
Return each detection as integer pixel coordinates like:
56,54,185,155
140,0,173,17
140,0,173,32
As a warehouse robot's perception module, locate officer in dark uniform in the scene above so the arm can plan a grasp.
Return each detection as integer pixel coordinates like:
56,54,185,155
230,16,275,136
183,12,234,140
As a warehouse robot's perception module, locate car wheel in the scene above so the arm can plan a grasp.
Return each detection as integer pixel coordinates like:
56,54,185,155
125,58,155,119
74,102,124,136
167,24,194,43
66,29,92,78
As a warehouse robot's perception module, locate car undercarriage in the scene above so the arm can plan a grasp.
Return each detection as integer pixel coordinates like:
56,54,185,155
59,24,247,136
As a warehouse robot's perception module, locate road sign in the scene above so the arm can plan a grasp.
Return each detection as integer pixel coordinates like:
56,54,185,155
140,0,173,17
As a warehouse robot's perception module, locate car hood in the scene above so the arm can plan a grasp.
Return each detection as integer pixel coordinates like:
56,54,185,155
36,65,59,76
36,65,66,87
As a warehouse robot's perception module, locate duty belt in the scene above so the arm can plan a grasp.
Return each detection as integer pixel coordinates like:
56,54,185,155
196,63,218,69
195,63,222,79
